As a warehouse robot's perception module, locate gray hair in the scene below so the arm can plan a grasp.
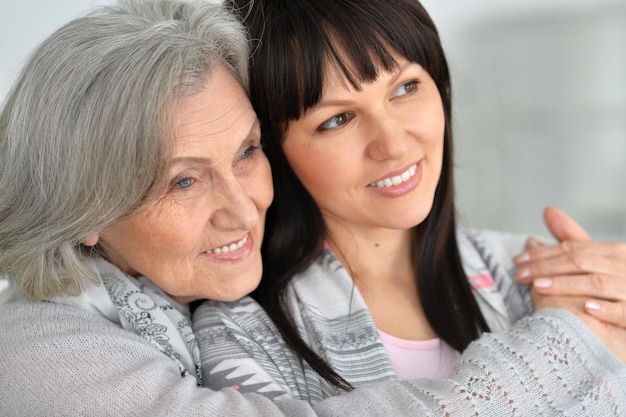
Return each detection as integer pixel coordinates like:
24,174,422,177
0,0,250,299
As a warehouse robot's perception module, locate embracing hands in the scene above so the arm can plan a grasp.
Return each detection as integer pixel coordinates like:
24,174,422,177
513,206,626,362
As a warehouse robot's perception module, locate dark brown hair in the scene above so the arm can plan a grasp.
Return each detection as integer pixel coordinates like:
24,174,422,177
227,0,490,390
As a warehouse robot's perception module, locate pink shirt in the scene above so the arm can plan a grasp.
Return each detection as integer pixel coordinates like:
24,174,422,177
377,330,460,380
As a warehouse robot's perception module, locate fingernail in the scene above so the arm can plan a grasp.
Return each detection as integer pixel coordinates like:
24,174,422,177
516,267,531,281
586,301,601,311
525,237,542,249
533,278,552,289
515,252,530,263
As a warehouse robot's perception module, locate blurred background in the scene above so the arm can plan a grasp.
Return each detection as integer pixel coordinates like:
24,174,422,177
0,0,624,250
422,0,626,242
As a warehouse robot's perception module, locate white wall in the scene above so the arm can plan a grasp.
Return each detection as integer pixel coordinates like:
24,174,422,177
0,1,117,99
1,0,625,248
424,0,626,241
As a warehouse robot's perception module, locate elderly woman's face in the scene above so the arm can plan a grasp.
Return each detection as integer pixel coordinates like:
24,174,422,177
93,65,273,303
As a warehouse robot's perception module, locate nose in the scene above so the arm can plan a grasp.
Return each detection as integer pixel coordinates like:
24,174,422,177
210,177,260,231
365,116,409,161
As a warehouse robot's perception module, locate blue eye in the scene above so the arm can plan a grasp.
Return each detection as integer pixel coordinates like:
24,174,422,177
392,80,419,98
174,177,193,189
318,112,354,131
240,145,262,160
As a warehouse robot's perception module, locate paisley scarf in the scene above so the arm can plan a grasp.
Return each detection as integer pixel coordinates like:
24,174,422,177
55,257,203,385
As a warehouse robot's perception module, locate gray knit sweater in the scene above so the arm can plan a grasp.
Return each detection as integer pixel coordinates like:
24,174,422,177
1,231,626,416
194,229,626,414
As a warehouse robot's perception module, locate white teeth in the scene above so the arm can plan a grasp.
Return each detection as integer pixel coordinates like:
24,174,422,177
370,164,417,188
209,235,248,254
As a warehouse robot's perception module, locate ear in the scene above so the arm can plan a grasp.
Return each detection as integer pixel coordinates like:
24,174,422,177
81,233,100,247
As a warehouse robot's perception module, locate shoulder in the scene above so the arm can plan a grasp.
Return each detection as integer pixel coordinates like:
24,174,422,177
0,288,166,367
0,291,320,416
456,228,528,285
460,228,529,260
0,293,165,412
458,228,535,326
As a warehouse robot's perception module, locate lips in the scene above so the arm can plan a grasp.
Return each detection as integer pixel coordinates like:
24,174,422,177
207,234,248,254
369,163,417,188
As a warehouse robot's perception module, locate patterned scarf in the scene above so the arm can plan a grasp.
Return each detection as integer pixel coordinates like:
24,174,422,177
84,258,203,384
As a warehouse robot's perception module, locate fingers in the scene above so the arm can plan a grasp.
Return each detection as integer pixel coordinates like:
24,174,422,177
524,236,544,250
515,241,626,282
517,240,626,263
519,206,626,333
543,205,591,242
528,272,626,301
585,299,626,329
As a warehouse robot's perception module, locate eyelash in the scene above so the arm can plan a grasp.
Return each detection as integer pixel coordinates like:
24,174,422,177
393,80,420,97
316,113,355,132
173,176,194,190
170,144,263,191
316,79,421,132
240,144,263,160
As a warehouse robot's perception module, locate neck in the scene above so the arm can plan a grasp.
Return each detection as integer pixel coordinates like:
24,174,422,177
325,222,414,286
324,219,437,341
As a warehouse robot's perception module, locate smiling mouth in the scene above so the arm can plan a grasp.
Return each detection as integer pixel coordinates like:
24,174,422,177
369,164,417,188
208,235,249,254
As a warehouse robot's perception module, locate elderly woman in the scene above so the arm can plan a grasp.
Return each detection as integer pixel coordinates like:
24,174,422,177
0,0,625,416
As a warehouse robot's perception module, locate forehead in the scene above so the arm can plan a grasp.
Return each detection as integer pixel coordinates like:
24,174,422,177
172,65,256,154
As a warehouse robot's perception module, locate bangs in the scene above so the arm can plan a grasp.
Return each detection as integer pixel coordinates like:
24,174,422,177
257,0,448,127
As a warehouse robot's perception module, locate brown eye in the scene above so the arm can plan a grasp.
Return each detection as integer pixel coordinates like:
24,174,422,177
392,80,420,98
318,112,355,131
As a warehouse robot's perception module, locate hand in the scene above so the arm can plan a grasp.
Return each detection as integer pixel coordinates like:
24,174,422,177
531,288,626,363
514,206,626,328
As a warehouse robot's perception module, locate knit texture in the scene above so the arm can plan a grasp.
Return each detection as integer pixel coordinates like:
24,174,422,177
193,229,626,414
194,229,533,400
2,230,626,415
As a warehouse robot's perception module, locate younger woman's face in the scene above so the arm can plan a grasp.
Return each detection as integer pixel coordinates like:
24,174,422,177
282,55,445,240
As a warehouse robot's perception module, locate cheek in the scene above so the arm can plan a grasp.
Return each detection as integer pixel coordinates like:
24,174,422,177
118,207,196,256
285,144,343,195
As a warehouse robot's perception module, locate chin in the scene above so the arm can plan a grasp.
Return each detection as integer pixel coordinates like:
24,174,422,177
386,211,431,230
216,275,262,302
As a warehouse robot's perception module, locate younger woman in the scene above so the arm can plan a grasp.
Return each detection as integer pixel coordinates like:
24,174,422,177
194,0,626,413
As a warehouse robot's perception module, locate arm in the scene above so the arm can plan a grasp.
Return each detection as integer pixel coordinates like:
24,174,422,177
4,292,625,416
0,296,313,417
311,309,626,416
194,299,626,415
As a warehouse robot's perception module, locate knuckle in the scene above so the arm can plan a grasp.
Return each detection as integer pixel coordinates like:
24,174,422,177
560,241,572,253
615,242,626,256
568,251,587,270
589,273,606,291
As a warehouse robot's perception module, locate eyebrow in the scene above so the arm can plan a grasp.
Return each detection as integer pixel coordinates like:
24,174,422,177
169,119,260,167
169,156,214,166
